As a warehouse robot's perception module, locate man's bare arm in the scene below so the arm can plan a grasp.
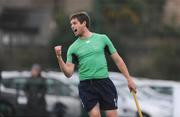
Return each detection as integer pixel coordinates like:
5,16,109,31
54,46,75,78
56,57,75,78
111,52,136,92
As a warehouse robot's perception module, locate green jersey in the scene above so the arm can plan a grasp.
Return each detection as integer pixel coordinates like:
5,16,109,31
67,33,116,81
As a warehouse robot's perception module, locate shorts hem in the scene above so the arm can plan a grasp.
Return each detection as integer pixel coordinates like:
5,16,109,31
86,102,98,112
101,106,118,111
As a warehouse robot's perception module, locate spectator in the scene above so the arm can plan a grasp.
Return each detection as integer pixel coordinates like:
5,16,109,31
24,64,48,117
0,70,1,79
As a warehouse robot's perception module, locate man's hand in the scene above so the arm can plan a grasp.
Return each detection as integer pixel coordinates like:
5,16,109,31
54,45,62,58
127,77,137,93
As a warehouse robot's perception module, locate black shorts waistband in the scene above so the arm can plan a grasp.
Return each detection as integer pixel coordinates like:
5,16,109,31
80,78,109,83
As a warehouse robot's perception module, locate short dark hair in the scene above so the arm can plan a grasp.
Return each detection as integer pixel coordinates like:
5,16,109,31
31,64,41,71
70,11,90,28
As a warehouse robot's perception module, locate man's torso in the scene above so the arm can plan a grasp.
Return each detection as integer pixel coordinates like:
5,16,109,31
67,33,116,80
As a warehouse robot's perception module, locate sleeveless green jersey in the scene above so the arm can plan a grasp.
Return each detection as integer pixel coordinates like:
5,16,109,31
67,33,116,81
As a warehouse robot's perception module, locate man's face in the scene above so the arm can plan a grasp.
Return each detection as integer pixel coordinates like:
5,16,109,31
70,18,85,37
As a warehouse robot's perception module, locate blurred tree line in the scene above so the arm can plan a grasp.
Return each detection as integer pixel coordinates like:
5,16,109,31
50,0,180,81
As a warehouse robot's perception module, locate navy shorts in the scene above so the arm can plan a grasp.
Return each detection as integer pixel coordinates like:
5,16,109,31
78,78,118,112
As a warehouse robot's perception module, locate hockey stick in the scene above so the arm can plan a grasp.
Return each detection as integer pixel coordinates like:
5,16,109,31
131,91,143,117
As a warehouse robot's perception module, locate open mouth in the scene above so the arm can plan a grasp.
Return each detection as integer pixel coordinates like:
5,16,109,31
74,29,77,33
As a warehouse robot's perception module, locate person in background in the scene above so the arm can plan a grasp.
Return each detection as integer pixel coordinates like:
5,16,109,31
0,70,1,79
24,64,48,117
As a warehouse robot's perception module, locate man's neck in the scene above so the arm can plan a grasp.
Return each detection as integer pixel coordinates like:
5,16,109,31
79,29,92,39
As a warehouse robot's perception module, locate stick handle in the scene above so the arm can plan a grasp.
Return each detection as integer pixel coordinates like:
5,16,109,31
131,91,143,117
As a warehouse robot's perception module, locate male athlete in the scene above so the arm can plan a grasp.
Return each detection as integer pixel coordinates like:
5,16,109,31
54,11,136,117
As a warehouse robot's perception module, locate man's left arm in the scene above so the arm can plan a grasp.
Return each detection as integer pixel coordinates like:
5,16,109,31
111,52,137,93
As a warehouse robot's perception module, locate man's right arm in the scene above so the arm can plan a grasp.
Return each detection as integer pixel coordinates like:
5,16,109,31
54,46,75,78
56,56,74,78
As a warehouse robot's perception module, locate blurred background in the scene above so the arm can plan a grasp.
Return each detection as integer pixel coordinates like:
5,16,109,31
0,0,180,117
0,0,180,81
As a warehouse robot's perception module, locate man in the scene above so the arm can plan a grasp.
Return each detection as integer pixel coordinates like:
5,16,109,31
24,64,48,117
54,11,136,117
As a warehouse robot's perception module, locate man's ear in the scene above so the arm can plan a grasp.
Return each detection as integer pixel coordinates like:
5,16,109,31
82,21,86,26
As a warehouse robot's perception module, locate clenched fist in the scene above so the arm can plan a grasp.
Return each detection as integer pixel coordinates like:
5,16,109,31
54,45,62,58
